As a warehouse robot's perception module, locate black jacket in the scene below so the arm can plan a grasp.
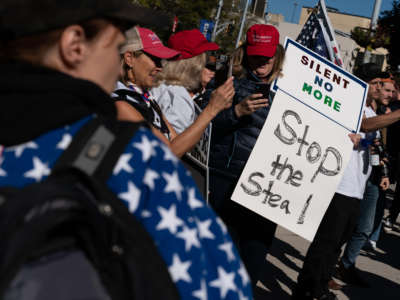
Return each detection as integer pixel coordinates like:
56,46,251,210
209,70,272,178
0,60,116,146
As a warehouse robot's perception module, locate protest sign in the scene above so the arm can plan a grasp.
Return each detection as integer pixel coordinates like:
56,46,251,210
231,38,367,241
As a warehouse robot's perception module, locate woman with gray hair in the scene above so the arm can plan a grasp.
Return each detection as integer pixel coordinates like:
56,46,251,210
114,27,234,157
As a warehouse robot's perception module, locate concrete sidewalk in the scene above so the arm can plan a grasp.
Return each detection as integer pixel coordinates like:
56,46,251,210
256,218,400,299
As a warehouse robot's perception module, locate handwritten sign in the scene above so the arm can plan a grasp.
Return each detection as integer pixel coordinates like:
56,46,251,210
231,39,367,241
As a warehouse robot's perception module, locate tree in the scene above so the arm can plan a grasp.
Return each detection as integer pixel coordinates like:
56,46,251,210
378,0,400,72
132,0,217,41
350,26,390,50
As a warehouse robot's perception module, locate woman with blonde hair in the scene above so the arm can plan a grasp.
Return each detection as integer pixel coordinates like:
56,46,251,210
152,29,228,134
207,24,285,294
113,27,234,157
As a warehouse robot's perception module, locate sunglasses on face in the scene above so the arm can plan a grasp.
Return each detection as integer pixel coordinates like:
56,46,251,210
205,62,216,72
144,52,163,68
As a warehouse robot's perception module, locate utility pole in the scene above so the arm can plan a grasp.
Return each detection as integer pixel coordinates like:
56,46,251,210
227,0,250,78
363,0,382,63
235,0,250,48
253,0,258,14
211,0,224,42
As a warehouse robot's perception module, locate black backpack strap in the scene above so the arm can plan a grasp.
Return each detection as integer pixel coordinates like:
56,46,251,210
52,118,143,182
50,117,180,300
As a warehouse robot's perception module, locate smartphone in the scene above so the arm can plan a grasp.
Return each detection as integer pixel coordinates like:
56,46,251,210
254,83,270,100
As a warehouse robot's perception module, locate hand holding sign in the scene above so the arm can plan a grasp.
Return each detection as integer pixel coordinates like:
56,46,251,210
231,39,367,241
348,133,361,148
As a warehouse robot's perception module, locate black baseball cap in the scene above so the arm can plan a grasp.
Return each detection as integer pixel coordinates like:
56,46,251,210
0,0,171,41
354,63,389,82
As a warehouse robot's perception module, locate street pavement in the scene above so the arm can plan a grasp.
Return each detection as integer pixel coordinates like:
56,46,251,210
255,213,400,299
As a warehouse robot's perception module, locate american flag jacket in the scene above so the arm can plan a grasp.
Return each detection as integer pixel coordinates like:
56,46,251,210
0,115,252,300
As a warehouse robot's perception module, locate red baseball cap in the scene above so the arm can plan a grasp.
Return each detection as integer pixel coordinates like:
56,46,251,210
121,26,180,59
246,24,279,57
168,29,219,60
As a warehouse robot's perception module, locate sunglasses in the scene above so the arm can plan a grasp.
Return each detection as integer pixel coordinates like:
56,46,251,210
205,62,216,72
145,52,163,68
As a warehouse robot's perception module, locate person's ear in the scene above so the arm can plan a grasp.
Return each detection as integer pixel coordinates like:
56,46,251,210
59,25,88,68
124,51,134,68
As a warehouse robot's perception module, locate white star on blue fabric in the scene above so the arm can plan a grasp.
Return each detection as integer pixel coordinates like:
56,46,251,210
151,140,160,148
162,171,183,200
156,204,183,234
133,135,156,162
23,156,50,182
177,225,201,251
7,141,38,158
141,210,152,218
169,253,192,283
216,217,228,234
118,181,141,213
192,279,207,300
188,188,203,209
238,262,250,286
209,267,236,298
197,219,215,240
0,157,6,177
218,242,235,262
56,133,72,150
238,290,249,300
143,168,159,190
160,144,179,166
113,153,134,175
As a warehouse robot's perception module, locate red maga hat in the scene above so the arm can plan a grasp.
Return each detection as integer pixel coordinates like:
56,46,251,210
168,29,219,60
121,27,180,59
246,24,279,57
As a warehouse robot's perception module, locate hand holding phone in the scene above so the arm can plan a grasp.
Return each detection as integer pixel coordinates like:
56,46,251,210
234,93,269,118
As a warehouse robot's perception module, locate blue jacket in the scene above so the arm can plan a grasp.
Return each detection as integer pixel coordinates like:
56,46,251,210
0,61,252,300
209,71,272,178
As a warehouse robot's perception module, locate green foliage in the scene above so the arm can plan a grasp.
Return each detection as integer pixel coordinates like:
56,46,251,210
378,0,400,72
350,26,390,50
130,0,260,56
132,0,217,42
215,12,241,55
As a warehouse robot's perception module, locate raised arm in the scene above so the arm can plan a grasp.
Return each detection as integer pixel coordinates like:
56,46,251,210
168,77,235,157
361,109,400,132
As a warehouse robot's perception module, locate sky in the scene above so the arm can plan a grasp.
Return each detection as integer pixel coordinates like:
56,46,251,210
267,0,395,24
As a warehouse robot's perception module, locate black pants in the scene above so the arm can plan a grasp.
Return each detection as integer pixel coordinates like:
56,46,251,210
388,153,400,223
389,179,400,223
209,170,277,288
296,193,360,298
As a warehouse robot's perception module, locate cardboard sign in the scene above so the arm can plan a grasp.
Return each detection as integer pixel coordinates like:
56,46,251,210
272,39,367,133
231,39,367,241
